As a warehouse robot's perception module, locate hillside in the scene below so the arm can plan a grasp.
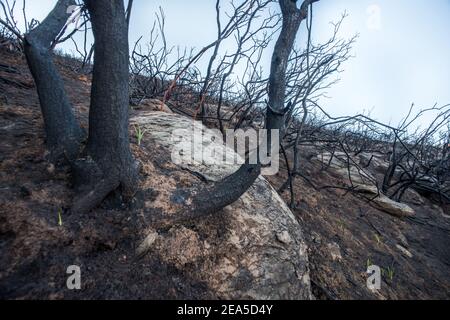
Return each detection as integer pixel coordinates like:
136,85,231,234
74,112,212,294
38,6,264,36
1,45,449,299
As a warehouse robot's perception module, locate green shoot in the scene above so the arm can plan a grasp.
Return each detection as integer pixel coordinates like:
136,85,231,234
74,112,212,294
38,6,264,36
366,258,372,269
134,124,147,146
386,266,395,281
374,234,382,245
57,208,63,227
337,218,346,231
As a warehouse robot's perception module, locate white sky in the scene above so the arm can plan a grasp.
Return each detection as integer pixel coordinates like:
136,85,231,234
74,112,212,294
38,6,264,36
6,0,450,127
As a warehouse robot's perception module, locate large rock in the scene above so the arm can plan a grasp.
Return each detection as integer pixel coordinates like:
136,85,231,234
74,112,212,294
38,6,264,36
131,111,312,300
316,152,376,185
402,188,425,206
315,152,414,218
358,152,390,172
356,185,415,217
134,98,173,114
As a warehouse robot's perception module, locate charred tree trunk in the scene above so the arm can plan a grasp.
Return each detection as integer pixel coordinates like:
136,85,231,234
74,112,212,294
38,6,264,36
161,163,263,226
268,0,317,209
24,0,84,161
266,0,317,136
382,139,398,193
72,0,138,214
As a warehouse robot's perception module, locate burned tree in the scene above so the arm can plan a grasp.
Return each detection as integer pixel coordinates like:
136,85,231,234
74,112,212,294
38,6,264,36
1,0,139,213
195,0,274,121
266,0,318,135
3,0,319,218
275,12,356,207
381,104,450,203
72,0,139,214
150,0,320,227
157,0,278,121
129,8,193,106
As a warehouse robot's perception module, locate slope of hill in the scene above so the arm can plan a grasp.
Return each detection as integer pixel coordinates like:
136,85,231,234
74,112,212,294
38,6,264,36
0,45,449,299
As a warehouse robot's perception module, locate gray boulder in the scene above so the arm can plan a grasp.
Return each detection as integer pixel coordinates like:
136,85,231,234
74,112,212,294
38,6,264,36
131,111,312,300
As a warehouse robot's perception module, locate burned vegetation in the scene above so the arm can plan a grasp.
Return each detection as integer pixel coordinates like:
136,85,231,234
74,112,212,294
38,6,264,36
0,0,449,300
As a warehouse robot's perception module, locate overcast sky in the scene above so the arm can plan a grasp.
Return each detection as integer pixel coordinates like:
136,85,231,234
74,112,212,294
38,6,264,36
10,0,450,127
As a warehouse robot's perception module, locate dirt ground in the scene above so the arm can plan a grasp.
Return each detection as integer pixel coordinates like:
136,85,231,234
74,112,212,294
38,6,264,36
268,153,450,299
0,46,449,299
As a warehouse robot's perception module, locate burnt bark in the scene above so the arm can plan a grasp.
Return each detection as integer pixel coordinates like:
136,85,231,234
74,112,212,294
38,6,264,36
382,139,398,194
72,0,138,214
23,0,84,161
266,0,318,138
150,163,262,228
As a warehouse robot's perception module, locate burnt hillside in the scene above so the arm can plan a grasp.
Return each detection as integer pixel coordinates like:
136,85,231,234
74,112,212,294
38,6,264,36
0,45,449,300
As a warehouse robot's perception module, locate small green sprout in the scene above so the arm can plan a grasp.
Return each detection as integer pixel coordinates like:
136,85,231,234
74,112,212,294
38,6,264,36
366,258,372,269
134,124,147,146
57,208,63,226
386,266,395,281
374,234,382,245
381,265,395,282
337,218,346,231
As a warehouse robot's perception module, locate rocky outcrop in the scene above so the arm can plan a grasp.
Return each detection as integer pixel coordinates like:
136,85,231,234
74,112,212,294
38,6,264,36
356,185,415,217
402,188,425,206
134,98,173,114
131,111,312,300
358,152,390,172
316,152,415,217
316,152,376,186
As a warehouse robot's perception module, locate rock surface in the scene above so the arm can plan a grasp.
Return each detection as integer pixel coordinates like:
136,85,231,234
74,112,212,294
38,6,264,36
316,152,376,185
356,185,415,217
316,152,415,218
135,98,173,114
131,111,312,300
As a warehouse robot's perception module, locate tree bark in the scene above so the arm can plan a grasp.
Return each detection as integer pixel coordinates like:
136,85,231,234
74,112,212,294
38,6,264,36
72,0,138,214
266,0,318,137
24,0,84,161
382,139,398,194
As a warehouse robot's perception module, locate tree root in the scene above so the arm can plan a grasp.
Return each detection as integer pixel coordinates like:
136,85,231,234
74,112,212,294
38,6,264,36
71,176,120,215
70,157,139,214
148,163,261,229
